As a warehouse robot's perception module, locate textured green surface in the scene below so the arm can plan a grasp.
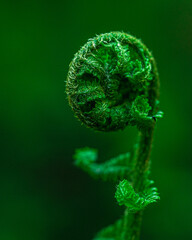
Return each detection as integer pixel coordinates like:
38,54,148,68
67,32,163,240
66,32,162,131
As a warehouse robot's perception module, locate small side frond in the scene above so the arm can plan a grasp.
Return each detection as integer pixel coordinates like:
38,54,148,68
130,96,163,129
102,152,131,167
115,179,160,212
74,148,132,181
93,219,123,240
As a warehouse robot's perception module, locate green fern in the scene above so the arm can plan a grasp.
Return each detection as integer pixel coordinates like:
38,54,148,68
66,32,163,240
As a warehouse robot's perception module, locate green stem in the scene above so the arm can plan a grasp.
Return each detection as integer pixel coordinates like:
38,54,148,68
122,125,155,240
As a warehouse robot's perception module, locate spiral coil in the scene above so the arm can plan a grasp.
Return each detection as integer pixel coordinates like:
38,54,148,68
66,32,159,131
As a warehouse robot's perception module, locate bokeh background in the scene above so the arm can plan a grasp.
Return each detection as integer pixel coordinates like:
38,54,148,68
1,0,192,239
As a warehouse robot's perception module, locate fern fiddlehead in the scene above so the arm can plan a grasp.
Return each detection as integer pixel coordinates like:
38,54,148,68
66,32,163,240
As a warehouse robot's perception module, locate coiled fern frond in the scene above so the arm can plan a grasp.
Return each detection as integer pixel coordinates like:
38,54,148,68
66,32,163,240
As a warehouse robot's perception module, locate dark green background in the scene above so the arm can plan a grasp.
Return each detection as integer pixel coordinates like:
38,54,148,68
1,0,192,239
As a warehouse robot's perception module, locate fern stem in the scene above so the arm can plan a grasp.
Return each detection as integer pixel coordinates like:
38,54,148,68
122,126,155,239
122,209,143,240
133,127,155,190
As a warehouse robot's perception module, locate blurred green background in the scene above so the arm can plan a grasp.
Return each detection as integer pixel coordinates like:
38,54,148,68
1,0,192,239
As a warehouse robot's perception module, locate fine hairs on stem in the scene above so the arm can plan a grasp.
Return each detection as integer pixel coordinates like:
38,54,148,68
66,32,163,240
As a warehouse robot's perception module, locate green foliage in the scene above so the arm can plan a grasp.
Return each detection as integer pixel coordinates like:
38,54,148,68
66,32,163,240
93,219,123,240
130,96,163,129
74,148,132,181
115,179,160,212
66,32,159,132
